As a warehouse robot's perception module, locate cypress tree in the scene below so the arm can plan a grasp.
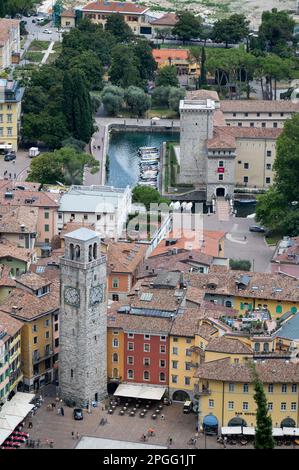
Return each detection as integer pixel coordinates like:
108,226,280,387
253,365,275,449
62,71,75,133
199,46,207,88
70,71,93,143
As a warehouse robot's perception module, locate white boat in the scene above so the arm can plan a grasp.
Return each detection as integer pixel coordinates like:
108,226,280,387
139,146,159,153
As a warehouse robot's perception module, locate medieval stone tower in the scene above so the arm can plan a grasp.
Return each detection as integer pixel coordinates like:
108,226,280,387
178,98,215,187
59,227,107,407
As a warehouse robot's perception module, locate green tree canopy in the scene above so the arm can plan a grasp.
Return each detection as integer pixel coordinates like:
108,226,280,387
27,147,99,185
155,65,179,87
133,40,157,81
101,85,124,116
109,44,142,88
212,14,250,48
125,86,151,117
256,114,299,236
168,86,185,113
172,11,202,43
132,185,169,211
68,50,104,91
105,13,133,42
257,8,296,55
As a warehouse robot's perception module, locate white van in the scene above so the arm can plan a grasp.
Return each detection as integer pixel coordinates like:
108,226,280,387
29,147,40,158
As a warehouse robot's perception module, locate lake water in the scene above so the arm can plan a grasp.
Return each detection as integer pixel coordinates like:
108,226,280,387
106,130,179,188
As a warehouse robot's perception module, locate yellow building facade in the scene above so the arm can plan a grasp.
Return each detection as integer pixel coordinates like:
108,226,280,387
107,327,124,384
0,78,24,152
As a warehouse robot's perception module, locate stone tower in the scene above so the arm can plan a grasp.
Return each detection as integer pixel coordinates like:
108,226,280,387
59,227,107,407
178,99,215,187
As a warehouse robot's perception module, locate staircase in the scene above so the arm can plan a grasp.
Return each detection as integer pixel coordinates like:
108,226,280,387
216,198,231,221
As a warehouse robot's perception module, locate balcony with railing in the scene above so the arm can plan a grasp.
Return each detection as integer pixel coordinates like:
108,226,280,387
32,349,53,364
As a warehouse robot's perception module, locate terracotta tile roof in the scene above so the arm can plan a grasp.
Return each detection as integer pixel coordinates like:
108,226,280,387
107,241,147,274
152,49,189,64
16,272,51,291
272,237,299,265
0,240,34,263
130,287,184,312
0,19,19,47
221,100,299,113
61,9,76,17
82,1,148,14
0,206,38,234
187,90,220,102
195,357,299,383
150,13,178,26
0,280,60,321
186,286,205,306
229,126,282,140
0,190,60,208
213,109,226,127
107,309,172,334
0,310,23,338
0,265,16,287
189,270,299,303
30,264,60,282
0,180,41,192
150,230,225,258
207,127,236,150
34,249,64,266
205,336,253,354
60,221,96,239
139,250,214,278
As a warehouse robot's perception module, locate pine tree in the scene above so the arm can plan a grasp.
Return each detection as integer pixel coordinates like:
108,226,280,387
253,366,275,449
66,71,93,143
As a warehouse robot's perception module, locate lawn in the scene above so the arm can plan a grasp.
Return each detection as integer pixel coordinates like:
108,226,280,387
28,40,50,51
265,233,282,246
24,51,44,63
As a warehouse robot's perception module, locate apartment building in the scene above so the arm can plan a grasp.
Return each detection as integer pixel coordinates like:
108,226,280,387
0,19,20,71
0,79,24,152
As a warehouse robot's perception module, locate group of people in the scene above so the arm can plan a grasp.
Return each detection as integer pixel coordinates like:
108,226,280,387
3,170,16,179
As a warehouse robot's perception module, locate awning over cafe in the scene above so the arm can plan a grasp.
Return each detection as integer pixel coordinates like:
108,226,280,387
242,427,255,435
0,392,35,445
272,428,284,436
221,426,242,435
283,427,299,436
114,384,166,401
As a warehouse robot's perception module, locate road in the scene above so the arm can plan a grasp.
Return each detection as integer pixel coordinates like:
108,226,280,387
203,212,275,273
0,151,31,181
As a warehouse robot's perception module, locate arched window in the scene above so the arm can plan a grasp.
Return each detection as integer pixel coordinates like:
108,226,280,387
75,245,80,260
263,343,269,352
127,369,134,379
88,245,92,262
70,243,74,260
113,368,118,378
112,353,118,363
93,243,97,260
143,371,150,381
254,343,260,352
225,300,232,308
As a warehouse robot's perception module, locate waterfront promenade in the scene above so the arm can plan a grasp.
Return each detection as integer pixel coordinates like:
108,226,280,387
85,117,180,186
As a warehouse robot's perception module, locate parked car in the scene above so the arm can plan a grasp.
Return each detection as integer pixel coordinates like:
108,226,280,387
249,225,266,233
4,153,16,161
183,400,193,414
43,29,52,34
73,408,83,420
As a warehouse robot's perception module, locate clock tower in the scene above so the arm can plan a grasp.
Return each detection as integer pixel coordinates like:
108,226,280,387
59,227,107,407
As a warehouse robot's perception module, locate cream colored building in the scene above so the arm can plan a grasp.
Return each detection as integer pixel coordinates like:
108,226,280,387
0,19,20,71
80,1,152,36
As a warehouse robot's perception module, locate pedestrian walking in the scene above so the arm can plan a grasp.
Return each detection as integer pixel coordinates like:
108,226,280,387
169,437,173,445
161,414,165,420
9,173,11,179
61,407,64,416
57,407,61,416
28,422,33,429
71,431,75,440
76,432,80,440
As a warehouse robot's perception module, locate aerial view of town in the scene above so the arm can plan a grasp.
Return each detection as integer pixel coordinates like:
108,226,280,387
0,0,299,457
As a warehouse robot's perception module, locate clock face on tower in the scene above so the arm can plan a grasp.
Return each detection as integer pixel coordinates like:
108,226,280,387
89,284,104,306
64,287,80,307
